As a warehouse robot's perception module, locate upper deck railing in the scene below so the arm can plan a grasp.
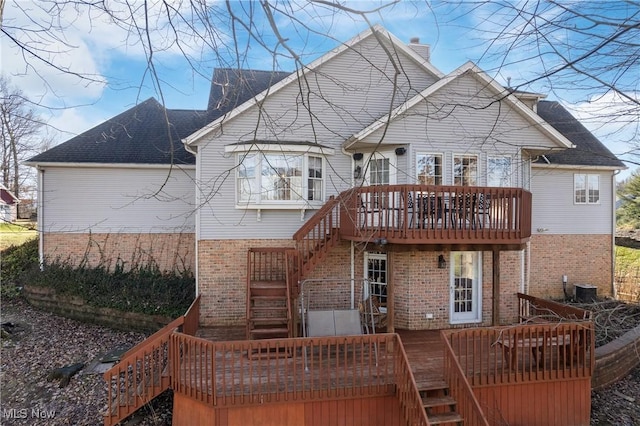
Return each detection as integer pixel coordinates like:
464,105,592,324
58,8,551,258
339,185,532,246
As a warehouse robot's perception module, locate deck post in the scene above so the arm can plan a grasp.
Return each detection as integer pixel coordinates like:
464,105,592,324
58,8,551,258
492,249,500,325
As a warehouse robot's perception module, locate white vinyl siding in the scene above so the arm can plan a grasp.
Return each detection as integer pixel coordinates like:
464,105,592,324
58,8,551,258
531,167,613,234
42,166,195,233
196,35,436,240
357,73,559,187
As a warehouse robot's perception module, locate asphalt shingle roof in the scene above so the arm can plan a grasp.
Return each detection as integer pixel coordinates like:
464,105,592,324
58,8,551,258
536,101,625,168
28,98,205,165
29,69,291,165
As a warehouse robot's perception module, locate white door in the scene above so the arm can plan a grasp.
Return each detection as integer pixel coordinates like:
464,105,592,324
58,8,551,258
364,252,388,307
449,251,482,324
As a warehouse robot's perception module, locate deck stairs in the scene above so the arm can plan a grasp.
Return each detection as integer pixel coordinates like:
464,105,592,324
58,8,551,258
419,380,464,425
246,248,296,353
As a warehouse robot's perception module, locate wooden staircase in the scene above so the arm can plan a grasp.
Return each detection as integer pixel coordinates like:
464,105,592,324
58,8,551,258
419,380,464,425
246,248,295,344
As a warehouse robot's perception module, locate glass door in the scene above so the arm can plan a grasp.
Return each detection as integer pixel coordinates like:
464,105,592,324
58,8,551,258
449,251,482,324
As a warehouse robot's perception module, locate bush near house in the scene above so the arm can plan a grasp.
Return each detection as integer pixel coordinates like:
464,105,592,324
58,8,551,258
1,239,195,318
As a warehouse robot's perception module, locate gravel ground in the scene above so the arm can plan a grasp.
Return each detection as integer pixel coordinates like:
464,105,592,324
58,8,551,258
1,299,639,425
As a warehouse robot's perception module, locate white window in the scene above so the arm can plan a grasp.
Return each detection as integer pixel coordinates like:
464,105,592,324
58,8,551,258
453,155,478,186
235,150,327,206
416,153,443,185
487,156,512,187
370,158,390,185
574,174,600,204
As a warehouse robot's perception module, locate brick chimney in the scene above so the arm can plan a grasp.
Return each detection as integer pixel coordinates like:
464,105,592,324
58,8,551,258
408,37,430,62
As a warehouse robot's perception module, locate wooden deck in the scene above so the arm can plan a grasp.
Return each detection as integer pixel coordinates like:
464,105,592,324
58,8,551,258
197,327,445,388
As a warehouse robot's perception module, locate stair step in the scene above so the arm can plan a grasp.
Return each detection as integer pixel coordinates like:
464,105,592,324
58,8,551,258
251,306,287,313
427,412,463,425
417,379,448,392
250,327,289,336
422,395,457,408
251,295,287,301
250,318,288,325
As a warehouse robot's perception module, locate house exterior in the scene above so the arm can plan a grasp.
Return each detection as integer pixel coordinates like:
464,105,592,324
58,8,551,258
27,26,624,331
0,183,20,223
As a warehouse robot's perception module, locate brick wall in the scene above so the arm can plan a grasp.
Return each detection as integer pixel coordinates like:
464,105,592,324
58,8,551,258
198,239,522,329
529,234,613,299
43,232,195,273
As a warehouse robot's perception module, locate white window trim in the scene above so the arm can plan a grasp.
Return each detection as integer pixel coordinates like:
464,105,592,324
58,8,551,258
452,153,479,186
233,145,332,209
574,173,600,205
487,155,513,187
363,150,397,185
416,152,444,185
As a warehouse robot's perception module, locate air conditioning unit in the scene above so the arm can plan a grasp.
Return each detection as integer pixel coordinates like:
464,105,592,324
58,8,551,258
574,284,597,303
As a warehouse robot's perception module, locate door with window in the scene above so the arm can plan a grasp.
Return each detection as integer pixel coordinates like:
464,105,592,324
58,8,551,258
449,252,482,324
365,252,387,307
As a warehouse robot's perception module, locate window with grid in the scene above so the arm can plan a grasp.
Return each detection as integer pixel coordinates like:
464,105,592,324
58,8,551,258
237,152,324,204
416,154,443,185
574,174,600,204
453,155,478,186
370,158,390,185
487,156,511,187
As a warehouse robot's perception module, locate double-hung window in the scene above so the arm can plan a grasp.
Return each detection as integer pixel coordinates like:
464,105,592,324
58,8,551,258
574,174,600,204
230,143,332,207
453,155,478,186
416,153,443,185
487,156,512,187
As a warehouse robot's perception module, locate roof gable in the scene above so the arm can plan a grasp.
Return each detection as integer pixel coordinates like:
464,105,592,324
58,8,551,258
345,62,574,150
184,25,444,146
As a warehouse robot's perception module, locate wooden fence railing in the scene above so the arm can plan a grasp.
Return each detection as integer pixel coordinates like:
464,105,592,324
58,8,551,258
394,336,431,426
339,185,532,245
103,316,183,426
517,292,592,322
292,195,342,280
103,296,200,426
169,332,427,422
441,332,491,426
444,322,595,387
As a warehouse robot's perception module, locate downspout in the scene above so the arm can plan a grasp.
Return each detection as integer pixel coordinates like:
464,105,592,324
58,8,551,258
612,170,620,298
343,146,357,309
520,248,525,294
351,241,355,309
37,166,44,270
184,142,199,297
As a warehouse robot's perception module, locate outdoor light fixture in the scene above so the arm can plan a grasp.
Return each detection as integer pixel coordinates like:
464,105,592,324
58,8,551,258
438,254,447,269
353,153,363,161
374,237,388,246
354,165,362,179
395,147,407,156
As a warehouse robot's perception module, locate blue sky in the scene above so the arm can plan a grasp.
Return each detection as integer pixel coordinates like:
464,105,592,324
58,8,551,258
2,1,637,177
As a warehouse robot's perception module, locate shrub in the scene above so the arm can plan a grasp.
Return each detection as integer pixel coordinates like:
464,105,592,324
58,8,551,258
0,238,39,297
2,238,195,318
26,261,195,318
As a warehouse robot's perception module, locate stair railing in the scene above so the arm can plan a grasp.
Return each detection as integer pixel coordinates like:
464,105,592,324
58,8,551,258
103,316,183,426
292,195,343,279
393,335,431,426
103,296,200,426
441,331,491,426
